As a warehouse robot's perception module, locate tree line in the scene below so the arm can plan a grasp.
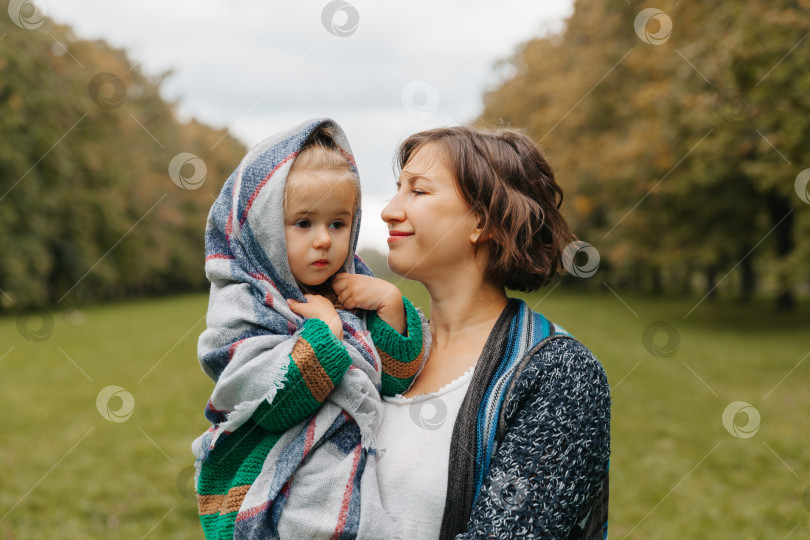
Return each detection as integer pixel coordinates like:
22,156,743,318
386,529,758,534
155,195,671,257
478,0,809,309
0,4,246,312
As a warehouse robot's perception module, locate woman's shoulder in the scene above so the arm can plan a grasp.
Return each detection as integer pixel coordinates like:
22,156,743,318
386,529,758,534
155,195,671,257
497,332,611,438
523,333,609,395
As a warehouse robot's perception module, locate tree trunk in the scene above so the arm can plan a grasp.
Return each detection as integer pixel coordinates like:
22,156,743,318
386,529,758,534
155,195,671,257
705,266,718,300
681,263,693,296
738,248,756,302
650,265,663,296
767,190,795,311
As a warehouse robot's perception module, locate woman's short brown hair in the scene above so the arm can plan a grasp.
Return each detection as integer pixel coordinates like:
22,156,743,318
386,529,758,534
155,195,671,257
395,125,575,292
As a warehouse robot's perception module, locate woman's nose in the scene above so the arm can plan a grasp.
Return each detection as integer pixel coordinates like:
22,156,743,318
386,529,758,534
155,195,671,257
381,193,405,224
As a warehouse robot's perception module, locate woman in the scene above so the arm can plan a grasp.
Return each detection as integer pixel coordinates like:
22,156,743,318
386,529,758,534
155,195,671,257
370,126,611,539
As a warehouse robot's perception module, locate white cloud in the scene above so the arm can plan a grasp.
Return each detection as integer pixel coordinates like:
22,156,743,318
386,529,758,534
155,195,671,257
43,0,573,252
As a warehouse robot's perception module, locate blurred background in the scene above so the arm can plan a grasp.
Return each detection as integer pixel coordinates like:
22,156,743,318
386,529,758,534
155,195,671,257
1,0,809,538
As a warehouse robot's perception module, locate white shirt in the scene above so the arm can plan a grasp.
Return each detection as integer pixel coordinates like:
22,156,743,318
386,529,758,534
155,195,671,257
375,365,476,540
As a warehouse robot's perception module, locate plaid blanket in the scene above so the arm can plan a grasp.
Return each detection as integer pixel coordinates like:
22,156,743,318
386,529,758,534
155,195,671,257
191,118,411,539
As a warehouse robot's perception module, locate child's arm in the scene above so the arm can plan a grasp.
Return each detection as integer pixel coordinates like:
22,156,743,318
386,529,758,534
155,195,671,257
249,295,351,433
332,274,426,396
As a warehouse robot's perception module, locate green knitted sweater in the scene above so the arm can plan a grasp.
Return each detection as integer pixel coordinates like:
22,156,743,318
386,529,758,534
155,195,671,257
197,297,425,539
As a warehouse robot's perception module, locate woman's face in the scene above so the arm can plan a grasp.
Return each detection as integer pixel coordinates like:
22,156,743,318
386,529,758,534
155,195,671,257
381,143,481,282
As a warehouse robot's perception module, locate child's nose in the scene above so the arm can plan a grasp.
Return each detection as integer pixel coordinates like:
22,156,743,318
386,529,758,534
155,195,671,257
313,226,332,249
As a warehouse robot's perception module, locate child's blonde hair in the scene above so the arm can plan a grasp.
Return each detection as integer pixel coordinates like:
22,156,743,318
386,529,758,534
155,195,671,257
286,126,360,213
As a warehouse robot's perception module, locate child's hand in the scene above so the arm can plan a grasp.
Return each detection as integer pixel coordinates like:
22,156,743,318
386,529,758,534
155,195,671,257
332,274,406,335
287,294,344,341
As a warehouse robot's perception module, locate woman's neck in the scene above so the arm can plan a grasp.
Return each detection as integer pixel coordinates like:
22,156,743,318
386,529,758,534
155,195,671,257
424,276,508,354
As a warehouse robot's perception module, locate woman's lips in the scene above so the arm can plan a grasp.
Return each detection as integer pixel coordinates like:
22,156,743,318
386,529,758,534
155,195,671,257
387,231,413,243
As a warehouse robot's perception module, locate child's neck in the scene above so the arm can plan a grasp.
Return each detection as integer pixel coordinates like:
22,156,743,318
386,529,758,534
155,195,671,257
299,276,346,310
300,277,332,296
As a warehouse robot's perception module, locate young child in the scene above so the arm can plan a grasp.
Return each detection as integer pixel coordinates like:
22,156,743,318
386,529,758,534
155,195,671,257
192,119,430,539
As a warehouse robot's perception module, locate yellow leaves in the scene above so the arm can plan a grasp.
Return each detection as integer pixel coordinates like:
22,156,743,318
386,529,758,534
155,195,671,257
572,195,594,217
9,92,23,110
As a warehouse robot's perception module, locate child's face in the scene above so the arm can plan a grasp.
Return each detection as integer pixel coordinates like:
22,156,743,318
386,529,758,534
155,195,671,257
284,168,357,287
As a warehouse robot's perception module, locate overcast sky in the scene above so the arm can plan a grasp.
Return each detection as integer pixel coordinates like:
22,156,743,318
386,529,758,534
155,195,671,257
44,0,573,252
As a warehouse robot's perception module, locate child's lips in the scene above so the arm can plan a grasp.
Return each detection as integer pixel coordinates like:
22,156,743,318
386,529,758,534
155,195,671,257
312,259,329,267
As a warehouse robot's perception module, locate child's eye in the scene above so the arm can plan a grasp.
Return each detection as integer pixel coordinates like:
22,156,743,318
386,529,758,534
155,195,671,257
330,221,346,229
294,219,311,228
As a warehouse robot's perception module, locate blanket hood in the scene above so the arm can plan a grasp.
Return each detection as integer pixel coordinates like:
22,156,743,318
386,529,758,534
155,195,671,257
205,117,365,302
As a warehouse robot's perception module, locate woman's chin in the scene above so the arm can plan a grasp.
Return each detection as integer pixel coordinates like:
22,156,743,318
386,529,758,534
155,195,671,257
386,253,416,280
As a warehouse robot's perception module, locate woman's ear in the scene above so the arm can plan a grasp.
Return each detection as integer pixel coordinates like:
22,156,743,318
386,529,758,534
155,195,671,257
470,222,487,243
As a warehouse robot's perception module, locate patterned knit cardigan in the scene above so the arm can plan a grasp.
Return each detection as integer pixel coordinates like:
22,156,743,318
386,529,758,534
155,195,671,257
440,298,611,539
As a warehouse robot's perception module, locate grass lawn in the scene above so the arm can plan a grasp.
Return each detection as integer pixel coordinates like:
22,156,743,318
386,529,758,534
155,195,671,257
1,282,808,539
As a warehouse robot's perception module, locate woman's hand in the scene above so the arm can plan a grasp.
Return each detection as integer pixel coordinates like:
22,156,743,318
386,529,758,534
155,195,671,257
332,273,406,334
287,294,344,341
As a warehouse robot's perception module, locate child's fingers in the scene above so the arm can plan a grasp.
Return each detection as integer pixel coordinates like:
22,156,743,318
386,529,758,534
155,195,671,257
339,293,354,309
331,274,348,293
286,298,309,317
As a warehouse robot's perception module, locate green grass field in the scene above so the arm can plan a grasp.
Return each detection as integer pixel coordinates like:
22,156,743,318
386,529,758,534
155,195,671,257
1,283,809,539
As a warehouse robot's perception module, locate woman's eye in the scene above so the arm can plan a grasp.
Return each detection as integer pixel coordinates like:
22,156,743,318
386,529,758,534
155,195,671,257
412,189,426,195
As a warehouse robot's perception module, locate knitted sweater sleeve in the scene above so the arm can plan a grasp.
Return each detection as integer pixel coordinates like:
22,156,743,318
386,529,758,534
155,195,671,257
366,296,426,396
456,337,611,539
250,317,353,433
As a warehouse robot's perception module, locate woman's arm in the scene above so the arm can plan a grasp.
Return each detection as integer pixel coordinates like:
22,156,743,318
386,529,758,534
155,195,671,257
456,337,611,539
